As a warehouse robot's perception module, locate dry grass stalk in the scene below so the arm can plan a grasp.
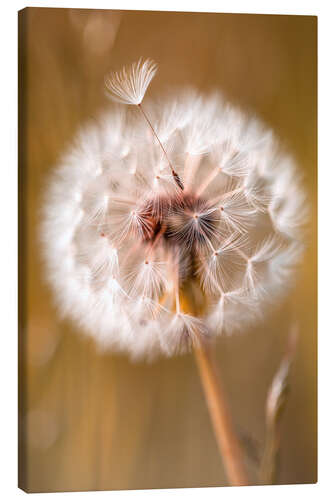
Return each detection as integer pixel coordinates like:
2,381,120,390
260,323,299,484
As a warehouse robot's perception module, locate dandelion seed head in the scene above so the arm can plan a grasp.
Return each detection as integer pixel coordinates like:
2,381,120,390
41,62,306,359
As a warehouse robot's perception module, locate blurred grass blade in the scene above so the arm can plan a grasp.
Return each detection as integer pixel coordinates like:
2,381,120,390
260,323,299,485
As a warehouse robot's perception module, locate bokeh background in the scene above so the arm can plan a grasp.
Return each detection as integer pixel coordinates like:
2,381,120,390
18,8,317,492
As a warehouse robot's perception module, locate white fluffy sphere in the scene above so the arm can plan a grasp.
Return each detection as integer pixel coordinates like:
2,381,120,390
41,90,305,359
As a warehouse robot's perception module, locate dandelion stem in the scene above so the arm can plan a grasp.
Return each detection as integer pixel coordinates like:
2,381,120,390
194,337,250,486
137,103,184,190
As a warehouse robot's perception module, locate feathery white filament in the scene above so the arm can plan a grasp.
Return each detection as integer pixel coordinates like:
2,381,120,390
105,58,157,105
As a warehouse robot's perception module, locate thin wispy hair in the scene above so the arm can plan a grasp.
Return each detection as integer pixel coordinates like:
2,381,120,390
105,58,158,105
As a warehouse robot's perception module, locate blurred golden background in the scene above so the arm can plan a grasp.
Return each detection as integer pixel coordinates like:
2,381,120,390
18,8,317,492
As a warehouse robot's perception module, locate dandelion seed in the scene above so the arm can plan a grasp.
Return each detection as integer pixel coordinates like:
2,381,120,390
105,58,184,191
127,259,168,298
104,58,158,105
198,232,248,293
162,312,207,355
216,186,257,234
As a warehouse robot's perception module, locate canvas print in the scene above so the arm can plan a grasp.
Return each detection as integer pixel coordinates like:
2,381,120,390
18,7,317,492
